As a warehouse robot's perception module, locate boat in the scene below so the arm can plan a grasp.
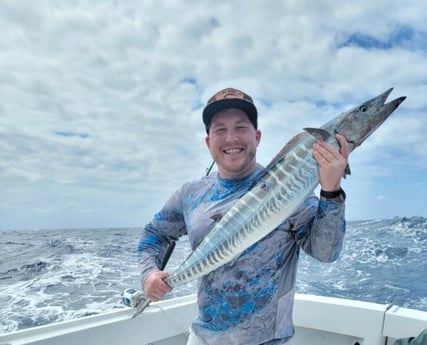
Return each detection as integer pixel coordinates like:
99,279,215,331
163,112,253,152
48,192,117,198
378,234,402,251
1,293,426,345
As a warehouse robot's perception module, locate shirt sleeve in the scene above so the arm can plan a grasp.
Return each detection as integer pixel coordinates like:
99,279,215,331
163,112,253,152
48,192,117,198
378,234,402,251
137,187,188,286
290,194,346,262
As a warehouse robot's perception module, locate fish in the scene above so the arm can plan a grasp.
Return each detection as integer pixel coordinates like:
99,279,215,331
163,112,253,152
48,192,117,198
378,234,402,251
132,88,405,317
164,88,406,288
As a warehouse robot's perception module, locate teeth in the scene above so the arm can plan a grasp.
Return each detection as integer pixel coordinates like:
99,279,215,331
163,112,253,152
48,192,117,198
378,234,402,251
225,149,242,154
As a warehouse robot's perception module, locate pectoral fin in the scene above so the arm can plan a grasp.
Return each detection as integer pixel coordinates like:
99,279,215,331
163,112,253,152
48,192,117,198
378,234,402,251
303,127,332,141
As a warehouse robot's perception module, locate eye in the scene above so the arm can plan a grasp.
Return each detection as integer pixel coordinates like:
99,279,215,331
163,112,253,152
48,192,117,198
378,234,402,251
359,105,368,112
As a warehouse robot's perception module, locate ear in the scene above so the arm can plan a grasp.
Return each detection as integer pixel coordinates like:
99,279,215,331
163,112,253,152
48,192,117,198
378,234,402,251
255,130,262,145
205,135,210,149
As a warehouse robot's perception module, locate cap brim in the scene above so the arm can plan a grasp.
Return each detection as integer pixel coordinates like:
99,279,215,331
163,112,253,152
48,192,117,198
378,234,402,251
203,99,257,128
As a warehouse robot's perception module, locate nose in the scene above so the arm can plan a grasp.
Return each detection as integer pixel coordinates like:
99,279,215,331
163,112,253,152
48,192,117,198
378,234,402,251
225,129,239,142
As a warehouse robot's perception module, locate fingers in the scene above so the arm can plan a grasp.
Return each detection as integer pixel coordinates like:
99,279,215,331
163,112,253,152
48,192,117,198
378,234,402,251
143,271,172,302
312,134,348,163
335,134,349,159
312,141,342,164
312,134,349,192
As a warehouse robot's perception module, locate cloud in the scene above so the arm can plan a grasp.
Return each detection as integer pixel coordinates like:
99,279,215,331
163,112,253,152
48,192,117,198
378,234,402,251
1,0,426,229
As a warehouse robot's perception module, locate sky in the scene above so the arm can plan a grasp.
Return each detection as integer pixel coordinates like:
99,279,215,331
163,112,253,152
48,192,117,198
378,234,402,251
1,0,427,230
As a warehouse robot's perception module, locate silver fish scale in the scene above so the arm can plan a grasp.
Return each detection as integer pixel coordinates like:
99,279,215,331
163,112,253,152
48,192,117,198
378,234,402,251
165,135,320,288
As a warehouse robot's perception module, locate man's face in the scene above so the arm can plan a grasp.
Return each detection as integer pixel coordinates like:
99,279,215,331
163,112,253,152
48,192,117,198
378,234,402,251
205,108,261,179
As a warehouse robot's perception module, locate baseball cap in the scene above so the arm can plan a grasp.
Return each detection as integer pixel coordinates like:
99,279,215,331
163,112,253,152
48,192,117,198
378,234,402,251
202,87,258,133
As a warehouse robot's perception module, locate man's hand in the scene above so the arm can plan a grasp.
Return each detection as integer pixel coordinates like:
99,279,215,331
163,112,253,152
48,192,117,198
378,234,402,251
143,270,172,302
312,134,349,192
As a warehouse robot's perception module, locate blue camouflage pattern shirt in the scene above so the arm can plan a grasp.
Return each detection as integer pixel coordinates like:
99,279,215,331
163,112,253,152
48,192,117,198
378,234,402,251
138,164,346,345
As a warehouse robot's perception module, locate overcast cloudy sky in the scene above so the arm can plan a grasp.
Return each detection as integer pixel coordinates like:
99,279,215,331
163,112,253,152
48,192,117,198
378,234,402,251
1,0,426,230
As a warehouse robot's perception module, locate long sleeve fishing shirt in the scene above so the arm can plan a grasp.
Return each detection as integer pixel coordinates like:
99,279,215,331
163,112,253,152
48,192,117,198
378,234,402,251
138,164,346,345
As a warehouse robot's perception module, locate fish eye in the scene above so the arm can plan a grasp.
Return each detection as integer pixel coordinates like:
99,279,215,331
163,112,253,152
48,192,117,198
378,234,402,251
359,105,368,112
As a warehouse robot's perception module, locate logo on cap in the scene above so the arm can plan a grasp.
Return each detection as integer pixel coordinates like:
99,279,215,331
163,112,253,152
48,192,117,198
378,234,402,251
207,88,253,105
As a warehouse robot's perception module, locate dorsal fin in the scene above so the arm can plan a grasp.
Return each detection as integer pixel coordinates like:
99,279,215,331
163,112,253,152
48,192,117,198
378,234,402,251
265,132,309,170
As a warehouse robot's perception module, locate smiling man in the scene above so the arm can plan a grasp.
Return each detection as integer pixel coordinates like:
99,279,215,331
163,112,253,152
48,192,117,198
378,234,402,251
205,107,261,179
138,87,349,345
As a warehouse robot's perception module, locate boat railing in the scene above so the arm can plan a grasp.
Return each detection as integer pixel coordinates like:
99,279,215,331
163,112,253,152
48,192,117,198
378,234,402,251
0,294,426,345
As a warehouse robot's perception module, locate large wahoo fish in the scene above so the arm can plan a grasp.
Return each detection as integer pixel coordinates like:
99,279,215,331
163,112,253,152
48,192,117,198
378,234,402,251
164,88,406,288
131,88,406,318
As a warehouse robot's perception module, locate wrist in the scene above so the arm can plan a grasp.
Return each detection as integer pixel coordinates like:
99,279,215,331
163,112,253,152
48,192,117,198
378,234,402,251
320,188,346,200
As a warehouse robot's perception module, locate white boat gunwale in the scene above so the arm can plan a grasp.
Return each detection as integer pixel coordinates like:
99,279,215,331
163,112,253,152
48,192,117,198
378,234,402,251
1,294,426,345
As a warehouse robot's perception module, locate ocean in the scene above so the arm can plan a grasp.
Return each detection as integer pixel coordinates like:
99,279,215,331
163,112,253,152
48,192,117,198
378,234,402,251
1,216,426,335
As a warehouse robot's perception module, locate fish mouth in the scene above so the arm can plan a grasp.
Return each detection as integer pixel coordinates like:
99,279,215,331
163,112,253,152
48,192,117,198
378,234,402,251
377,87,394,107
371,88,407,123
369,87,406,111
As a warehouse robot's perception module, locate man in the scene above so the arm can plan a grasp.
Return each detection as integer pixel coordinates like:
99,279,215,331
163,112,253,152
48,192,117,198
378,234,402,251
138,87,349,345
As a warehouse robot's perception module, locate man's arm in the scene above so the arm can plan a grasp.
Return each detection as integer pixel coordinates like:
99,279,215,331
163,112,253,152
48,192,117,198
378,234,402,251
138,190,187,300
292,134,348,261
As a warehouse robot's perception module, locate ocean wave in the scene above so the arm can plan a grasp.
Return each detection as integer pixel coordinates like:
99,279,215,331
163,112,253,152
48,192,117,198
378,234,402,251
1,218,426,335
